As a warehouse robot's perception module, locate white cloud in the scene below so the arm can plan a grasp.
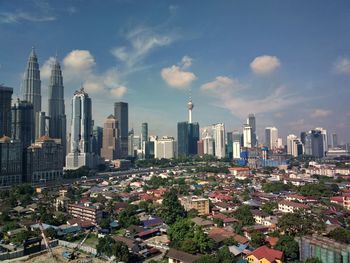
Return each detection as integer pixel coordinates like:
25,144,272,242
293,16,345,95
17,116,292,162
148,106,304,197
250,55,281,75
334,57,350,75
161,65,196,88
201,76,304,118
40,56,55,80
181,55,192,69
63,50,95,73
310,109,332,118
110,86,127,98
0,11,56,23
111,26,173,68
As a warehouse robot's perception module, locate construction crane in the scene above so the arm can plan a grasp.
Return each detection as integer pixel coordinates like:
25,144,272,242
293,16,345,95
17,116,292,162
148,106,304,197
38,221,57,262
62,229,92,261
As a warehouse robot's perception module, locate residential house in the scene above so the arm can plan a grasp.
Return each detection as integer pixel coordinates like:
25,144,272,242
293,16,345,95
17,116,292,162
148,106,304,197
246,246,283,263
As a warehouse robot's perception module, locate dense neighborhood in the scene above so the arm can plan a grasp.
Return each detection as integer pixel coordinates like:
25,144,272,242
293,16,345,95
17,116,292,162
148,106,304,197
0,157,349,262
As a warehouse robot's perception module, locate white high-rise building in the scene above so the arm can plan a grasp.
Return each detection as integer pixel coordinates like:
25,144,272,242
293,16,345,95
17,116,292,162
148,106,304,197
154,136,176,159
287,134,299,157
65,87,98,170
213,123,225,159
277,138,283,148
265,127,278,150
233,141,241,159
203,136,215,155
243,124,252,148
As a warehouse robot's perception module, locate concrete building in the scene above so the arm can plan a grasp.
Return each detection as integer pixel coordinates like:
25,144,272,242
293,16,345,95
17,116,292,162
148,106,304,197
11,100,35,149
22,48,45,139
331,133,338,148
114,102,128,158
101,115,119,161
0,136,22,187
298,235,350,263
65,87,98,169
154,136,176,159
197,140,204,157
0,85,13,137
203,136,215,156
305,130,325,158
287,134,302,157
243,124,252,148
265,127,278,150
180,196,210,216
92,126,103,157
48,56,66,161
213,123,225,159
25,135,63,183
68,203,102,224
247,113,257,147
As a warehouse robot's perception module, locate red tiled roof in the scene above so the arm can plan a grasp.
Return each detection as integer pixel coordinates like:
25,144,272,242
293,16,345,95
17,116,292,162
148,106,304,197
279,200,309,209
248,245,283,262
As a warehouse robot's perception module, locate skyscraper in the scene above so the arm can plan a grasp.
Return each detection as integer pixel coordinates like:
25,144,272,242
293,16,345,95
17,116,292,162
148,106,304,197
332,133,338,148
177,94,199,157
65,87,97,169
114,102,128,158
213,123,225,159
232,130,241,159
141,122,149,158
0,85,13,137
247,113,257,147
226,132,233,159
287,134,302,157
243,124,252,148
92,126,103,156
23,48,42,139
265,127,278,150
48,56,66,160
315,127,328,153
305,130,324,158
11,99,35,149
0,136,22,187
154,136,176,159
101,115,119,161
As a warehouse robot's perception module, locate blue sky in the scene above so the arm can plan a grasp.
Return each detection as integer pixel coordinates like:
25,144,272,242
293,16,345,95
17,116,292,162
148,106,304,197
1,0,350,143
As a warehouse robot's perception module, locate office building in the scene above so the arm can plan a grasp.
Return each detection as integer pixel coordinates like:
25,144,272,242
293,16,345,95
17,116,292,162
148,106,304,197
11,100,35,149
226,132,233,159
243,124,252,148
197,140,204,157
92,126,103,156
0,136,22,187
154,136,176,159
114,102,128,158
213,123,225,159
101,115,119,161
65,87,98,169
24,135,63,183
141,122,149,158
48,56,66,160
315,127,328,153
0,85,13,137
128,129,134,157
305,130,324,158
247,113,257,147
203,136,215,156
265,127,278,150
331,133,338,148
23,48,43,139
232,130,241,159
287,134,301,157
177,121,199,157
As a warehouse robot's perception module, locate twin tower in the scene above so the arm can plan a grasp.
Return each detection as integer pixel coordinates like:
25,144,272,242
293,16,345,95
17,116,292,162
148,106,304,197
22,47,66,157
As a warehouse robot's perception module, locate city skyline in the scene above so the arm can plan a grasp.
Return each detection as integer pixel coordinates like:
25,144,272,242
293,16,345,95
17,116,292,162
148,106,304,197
1,1,350,142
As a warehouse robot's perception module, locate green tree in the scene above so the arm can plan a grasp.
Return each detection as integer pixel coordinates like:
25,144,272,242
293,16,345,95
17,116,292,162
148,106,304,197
250,231,266,248
261,202,277,215
275,235,299,260
328,227,350,244
118,204,140,228
158,189,186,225
187,209,199,218
234,205,255,226
96,236,129,262
277,211,325,236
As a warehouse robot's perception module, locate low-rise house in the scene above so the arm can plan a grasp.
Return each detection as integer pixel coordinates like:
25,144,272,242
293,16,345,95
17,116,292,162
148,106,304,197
285,194,317,204
246,245,283,263
113,236,142,254
166,248,199,263
278,200,309,213
330,194,350,210
228,167,251,180
213,202,237,212
208,227,248,245
251,210,275,226
191,217,214,230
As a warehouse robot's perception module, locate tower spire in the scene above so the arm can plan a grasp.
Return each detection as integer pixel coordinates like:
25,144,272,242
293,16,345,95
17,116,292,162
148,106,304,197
187,87,194,123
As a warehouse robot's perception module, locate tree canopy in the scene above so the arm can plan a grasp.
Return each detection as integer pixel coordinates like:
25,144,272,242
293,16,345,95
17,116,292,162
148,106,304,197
158,188,186,225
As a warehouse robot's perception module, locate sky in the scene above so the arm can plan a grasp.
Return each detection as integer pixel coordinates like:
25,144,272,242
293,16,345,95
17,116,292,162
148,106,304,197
0,0,350,143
